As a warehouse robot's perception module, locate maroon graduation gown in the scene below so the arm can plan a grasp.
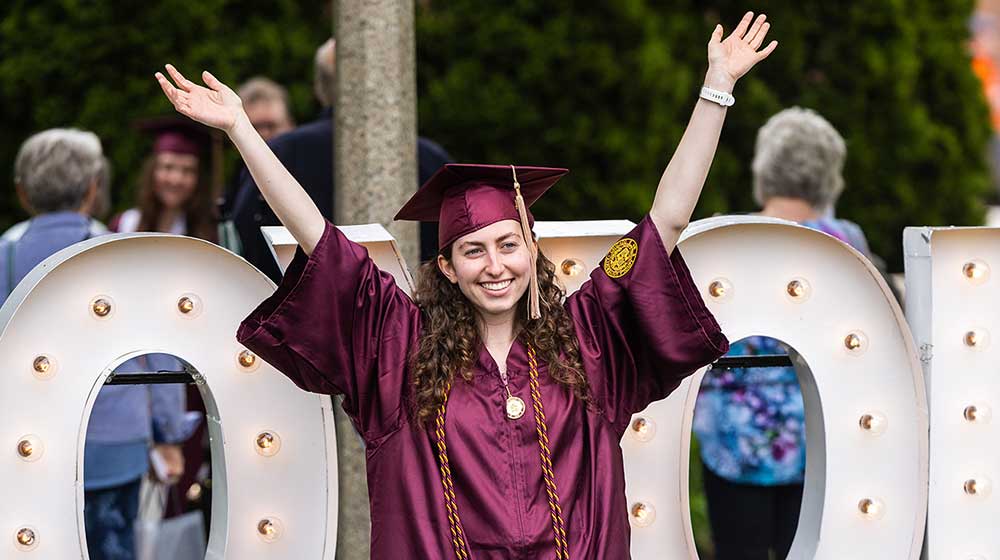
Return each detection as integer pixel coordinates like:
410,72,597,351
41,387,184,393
237,215,729,559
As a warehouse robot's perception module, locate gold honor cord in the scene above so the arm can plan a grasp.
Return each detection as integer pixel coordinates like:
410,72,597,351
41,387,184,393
435,381,470,558
434,344,570,559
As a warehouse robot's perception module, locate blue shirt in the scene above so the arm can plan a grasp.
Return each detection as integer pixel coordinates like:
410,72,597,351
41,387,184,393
0,212,195,490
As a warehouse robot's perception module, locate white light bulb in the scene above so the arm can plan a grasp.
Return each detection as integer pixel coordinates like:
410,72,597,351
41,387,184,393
707,278,732,301
31,355,56,380
90,295,114,319
255,431,282,457
629,417,656,442
14,526,38,551
964,476,992,498
238,350,259,371
858,498,885,520
858,412,888,436
15,435,43,462
964,403,993,424
964,329,990,350
785,278,811,302
560,259,586,277
176,293,203,318
963,260,990,284
629,502,656,528
843,331,869,355
257,517,283,543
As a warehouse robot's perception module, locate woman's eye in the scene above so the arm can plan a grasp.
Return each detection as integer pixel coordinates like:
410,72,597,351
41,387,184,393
501,242,518,250
465,248,482,256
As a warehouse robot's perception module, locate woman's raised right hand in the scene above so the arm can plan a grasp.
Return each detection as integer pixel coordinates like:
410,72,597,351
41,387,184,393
155,64,244,133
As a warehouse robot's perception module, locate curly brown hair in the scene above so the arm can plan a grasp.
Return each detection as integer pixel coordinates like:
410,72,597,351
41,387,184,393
408,245,593,426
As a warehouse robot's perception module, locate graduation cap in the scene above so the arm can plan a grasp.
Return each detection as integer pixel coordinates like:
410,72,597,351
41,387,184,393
395,163,569,320
136,116,225,197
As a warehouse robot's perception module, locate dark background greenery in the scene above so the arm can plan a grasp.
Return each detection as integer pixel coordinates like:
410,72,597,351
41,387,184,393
0,1,331,222
0,1,992,271
417,0,993,271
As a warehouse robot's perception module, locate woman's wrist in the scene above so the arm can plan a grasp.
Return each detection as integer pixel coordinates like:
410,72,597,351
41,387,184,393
703,68,737,94
227,111,254,140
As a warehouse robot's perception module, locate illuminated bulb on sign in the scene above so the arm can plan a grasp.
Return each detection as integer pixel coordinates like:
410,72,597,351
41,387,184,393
857,498,885,520
255,431,282,457
964,404,992,424
176,293,203,318
15,435,42,462
964,329,989,349
630,417,656,442
963,260,990,284
560,259,585,277
629,502,656,528
91,297,112,318
785,278,810,302
238,350,258,370
707,278,732,301
257,518,283,543
964,477,992,498
31,355,55,380
15,527,37,550
32,356,49,374
858,412,888,436
843,331,869,355
17,440,33,458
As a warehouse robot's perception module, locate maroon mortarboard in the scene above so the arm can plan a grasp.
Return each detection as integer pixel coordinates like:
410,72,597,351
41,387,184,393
136,116,214,156
395,163,569,319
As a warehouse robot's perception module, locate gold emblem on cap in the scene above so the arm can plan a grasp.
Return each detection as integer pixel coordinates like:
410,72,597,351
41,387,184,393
603,238,638,279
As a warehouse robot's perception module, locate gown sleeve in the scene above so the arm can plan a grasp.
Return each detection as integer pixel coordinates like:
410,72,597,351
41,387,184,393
236,221,420,440
565,215,729,428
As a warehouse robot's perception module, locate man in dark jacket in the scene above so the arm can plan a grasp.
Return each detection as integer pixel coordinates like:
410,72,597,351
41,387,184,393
226,38,451,281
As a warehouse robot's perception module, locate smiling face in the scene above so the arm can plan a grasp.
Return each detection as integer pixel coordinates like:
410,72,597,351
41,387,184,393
437,219,534,322
152,152,199,210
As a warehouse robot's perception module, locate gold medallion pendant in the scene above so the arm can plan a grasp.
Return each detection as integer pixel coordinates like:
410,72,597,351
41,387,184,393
505,396,526,420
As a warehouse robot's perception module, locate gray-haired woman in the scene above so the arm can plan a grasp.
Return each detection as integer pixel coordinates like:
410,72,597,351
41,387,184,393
693,107,877,560
1,128,194,560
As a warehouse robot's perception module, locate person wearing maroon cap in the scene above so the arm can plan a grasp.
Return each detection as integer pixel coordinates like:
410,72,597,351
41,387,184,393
157,11,775,558
110,118,219,242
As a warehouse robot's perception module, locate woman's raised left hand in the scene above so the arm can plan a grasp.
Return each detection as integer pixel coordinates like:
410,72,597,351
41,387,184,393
705,12,778,91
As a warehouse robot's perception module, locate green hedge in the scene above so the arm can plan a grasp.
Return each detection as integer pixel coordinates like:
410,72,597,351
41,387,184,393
417,0,992,270
0,2,990,270
0,1,330,222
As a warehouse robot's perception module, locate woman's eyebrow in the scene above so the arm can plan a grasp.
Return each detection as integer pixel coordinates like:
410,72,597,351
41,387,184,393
458,240,485,250
495,232,520,243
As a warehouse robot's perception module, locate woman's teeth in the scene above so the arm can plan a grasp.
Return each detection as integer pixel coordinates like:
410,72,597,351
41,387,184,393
481,280,512,291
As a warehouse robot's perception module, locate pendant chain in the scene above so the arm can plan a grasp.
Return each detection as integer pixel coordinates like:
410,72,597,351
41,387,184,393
434,343,571,560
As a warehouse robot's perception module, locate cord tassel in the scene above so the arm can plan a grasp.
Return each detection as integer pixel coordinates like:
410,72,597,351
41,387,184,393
512,165,540,320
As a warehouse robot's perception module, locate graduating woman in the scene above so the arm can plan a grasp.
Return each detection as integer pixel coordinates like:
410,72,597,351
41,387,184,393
156,12,776,558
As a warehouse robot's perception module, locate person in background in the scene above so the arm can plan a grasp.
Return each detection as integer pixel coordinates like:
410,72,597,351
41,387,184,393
693,107,876,560
109,118,219,242
225,37,452,281
1,155,110,242
0,128,194,560
110,118,219,529
237,76,295,142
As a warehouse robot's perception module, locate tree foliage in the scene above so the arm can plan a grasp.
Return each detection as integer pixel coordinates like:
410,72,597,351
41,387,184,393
0,1,989,272
417,0,992,270
0,1,330,223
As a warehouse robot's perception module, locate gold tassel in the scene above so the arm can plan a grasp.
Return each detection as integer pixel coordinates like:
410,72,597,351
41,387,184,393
512,165,540,320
